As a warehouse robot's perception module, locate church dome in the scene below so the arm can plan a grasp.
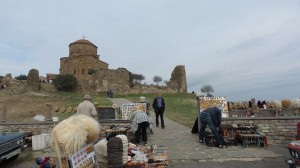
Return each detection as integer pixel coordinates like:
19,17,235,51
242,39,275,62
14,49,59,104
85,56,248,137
69,39,97,48
69,39,98,56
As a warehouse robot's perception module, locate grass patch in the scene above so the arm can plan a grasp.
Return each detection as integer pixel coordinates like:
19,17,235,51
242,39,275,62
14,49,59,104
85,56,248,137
51,92,113,120
4,91,198,127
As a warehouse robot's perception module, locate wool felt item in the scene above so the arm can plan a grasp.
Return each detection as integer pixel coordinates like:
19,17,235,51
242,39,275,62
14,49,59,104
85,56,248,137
51,115,101,168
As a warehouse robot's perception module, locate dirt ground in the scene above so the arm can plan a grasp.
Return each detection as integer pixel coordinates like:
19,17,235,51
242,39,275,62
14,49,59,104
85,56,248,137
0,90,78,168
0,90,78,122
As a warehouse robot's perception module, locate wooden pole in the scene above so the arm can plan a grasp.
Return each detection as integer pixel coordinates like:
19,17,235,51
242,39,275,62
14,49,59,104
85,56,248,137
1,104,7,122
46,103,52,121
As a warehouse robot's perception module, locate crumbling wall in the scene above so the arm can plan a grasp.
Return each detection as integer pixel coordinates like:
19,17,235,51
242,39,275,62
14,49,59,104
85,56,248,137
26,69,40,91
168,65,187,93
0,74,26,95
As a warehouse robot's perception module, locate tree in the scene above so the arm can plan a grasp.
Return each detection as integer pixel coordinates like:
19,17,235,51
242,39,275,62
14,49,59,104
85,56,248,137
200,84,214,97
131,73,145,84
52,74,78,92
119,67,145,86
153,76,162,85
15,74,27,80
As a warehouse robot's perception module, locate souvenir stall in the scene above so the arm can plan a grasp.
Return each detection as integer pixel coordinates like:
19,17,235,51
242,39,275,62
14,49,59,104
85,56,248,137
235,124,268,148
194,96,268,148
97,101,153,143
205,123,267,148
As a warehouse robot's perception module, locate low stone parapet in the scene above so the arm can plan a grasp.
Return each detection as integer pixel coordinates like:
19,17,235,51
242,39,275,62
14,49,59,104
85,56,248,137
223,116,300,144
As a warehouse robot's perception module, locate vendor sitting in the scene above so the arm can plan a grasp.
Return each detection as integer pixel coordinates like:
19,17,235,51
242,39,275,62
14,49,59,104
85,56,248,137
130,107,150,145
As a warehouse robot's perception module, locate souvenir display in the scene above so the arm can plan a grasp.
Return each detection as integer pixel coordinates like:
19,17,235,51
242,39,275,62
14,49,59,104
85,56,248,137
68,144,97,168
124,145,169,168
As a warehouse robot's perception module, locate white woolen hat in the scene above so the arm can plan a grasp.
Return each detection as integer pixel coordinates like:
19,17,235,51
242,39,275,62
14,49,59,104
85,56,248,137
140,96,146,103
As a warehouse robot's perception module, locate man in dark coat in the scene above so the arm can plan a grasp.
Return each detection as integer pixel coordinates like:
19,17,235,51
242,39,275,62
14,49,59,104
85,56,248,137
152,92,165,129
199,107,225,148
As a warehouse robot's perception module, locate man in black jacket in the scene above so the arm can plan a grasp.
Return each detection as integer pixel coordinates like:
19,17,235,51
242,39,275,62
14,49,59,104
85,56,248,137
152,92,165,129
199,107,225,148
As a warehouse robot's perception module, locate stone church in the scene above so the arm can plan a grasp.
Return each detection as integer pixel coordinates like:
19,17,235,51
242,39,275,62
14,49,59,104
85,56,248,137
58,38,187,94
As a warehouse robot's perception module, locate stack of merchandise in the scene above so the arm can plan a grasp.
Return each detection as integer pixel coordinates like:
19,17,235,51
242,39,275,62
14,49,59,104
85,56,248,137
125,144,148,168
116,135,129,165
236,124,267,147
107,137,123,167
148,145,169,168
220,124,237,146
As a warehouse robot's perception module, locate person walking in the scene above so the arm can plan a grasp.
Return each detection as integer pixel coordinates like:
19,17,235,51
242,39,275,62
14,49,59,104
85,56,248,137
199,107,225,148
76,94,97,118
152,92,165,129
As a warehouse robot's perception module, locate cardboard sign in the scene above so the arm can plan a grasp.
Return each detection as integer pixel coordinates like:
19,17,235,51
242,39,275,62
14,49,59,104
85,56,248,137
121,103,146,120
69,143,98,168
198,96,228,117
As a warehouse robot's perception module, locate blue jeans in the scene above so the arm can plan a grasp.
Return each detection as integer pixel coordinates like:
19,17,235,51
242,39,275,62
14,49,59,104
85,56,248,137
199,113,224,146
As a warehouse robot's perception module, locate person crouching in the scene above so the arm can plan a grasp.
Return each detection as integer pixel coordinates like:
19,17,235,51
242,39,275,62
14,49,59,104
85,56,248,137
130,107,150,145
199,107,225,148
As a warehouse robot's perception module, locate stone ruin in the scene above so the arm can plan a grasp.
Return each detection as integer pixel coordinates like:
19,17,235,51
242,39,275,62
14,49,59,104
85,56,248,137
167,65,187,92
1,39,188,95
57,38,188,94
26,69,40,91
0,73,26,95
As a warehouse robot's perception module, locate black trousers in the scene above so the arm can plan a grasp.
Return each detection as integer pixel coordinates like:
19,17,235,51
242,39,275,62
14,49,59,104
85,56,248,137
135,122,149,143
155,108,165,127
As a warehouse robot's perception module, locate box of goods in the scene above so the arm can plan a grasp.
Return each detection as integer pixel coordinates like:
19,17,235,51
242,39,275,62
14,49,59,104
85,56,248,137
220,125,237,146
148,146,168,162
124,161,148,168
205,131,217,147
205,131,227,147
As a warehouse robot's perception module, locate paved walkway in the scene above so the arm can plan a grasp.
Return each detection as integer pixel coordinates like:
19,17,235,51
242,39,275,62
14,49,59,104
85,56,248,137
110,98,291,168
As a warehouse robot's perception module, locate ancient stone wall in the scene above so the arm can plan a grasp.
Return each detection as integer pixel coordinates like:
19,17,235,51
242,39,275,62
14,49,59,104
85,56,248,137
58,39,188,94
130,84,178,94
0,73,30,94
1,117,299,145
223,117,300,144
40,83,57,92
77,69,130,94
60,55,103,80
0,122,55,135
26,69,40,91
168,65,187,92
69,42,97,57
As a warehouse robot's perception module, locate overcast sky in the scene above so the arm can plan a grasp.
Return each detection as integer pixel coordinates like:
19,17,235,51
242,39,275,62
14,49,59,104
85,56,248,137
1,0,300,101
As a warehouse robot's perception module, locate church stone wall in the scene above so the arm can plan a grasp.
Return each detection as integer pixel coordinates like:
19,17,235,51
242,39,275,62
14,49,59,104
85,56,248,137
130,84,178,94
58,39,188,95
60,55,102,80
77,69,130,95
69,42,97,56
